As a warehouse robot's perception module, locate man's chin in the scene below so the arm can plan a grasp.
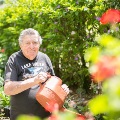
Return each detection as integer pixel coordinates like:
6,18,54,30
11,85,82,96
27,55,36,60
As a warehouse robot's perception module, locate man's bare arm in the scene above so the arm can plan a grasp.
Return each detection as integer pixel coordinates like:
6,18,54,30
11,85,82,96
4,72,48,96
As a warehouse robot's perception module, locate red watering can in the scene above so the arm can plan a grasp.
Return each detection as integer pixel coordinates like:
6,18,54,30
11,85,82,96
36,75,86,119
36,75,67,111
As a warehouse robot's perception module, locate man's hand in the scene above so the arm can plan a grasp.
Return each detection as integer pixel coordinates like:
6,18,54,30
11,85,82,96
61,84,69,95
4,72,51,95
35,72,49,84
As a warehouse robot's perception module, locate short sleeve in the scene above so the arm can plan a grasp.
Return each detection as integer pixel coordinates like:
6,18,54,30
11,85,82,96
4,56,18,82
45,54,55,76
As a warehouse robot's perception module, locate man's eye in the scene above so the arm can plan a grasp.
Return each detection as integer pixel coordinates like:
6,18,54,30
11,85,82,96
26,42,30,45
33,42,38,44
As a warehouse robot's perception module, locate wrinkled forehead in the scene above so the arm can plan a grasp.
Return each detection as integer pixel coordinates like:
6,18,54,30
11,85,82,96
22,35,39,42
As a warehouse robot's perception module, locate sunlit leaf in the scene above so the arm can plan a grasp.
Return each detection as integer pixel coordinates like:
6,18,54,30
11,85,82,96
84,46,101,62
88,94,109,115
16,115,41,120
96,34,117,47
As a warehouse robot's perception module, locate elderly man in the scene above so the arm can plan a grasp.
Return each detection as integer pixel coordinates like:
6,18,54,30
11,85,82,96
4,28,69,120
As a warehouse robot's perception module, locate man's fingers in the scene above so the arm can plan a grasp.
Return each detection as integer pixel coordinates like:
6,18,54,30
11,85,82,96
38,72,48,83
61,84,69,94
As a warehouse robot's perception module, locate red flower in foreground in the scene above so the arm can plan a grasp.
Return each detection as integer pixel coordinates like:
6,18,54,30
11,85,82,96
91,56,118,82
0,49,5,53
75,114,86,120
100,9,120,24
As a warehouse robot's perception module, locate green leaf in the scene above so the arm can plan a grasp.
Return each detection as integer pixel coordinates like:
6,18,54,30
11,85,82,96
88,94,109,115
84,46,101,62
16,115,41,120
96,34,119,48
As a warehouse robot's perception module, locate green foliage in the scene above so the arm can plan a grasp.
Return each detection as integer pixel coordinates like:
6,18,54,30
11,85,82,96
16,115,41,120
0,0,103,91
0,1,120,118
0,77,10,108
0,0,4,5
0,51,7,76
0,76,10,117
86,33,120,119
16,110,84,120
88,94,109,115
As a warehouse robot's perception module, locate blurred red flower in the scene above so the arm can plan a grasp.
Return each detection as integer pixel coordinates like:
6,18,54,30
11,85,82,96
91,56,118,82
75,114,86,120
100,9,120,24
0,49,5,53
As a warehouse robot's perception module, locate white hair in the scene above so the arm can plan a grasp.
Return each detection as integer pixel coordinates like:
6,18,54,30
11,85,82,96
18,28,42,45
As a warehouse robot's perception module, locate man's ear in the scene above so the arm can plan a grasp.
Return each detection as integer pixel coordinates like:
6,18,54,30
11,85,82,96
19,43,22,49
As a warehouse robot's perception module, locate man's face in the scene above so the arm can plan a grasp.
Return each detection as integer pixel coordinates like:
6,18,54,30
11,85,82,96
20,35,40,60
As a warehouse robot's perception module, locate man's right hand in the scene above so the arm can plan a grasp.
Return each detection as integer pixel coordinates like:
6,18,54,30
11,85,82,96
34,72,50,84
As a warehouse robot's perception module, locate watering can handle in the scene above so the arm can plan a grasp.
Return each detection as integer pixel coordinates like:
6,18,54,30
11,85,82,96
39,72,51,86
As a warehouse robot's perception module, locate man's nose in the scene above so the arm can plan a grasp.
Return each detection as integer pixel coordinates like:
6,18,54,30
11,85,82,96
29,43,34,48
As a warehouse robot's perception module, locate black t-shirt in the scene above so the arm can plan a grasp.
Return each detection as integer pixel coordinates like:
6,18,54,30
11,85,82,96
4,50,55,120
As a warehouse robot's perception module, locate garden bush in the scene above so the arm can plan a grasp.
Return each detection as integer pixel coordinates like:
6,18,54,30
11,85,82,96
0,0,120,119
